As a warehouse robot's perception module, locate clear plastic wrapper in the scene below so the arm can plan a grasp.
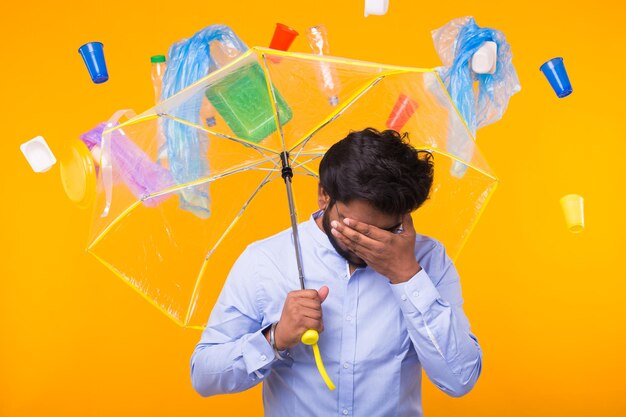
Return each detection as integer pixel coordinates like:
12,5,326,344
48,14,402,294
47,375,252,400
432,16,521,135
432,17,520,176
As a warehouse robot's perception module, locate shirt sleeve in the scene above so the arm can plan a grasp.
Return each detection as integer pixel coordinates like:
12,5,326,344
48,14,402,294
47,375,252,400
190,245,293,397
389,241,482,397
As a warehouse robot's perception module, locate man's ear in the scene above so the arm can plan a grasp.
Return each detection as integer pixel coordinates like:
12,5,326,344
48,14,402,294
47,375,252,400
318,184,330,210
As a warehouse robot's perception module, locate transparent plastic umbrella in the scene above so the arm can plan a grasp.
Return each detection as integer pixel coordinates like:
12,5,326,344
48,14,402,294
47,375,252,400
85,47,497,332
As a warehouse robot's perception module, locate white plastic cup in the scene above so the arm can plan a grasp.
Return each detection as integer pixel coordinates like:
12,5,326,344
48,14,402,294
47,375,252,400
364,0,389,16
560,194,584,233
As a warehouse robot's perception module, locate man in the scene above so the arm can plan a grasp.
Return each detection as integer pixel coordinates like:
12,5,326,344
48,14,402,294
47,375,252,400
191,128,482,416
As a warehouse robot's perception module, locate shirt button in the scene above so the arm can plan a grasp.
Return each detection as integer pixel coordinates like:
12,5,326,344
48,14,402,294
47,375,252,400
343,410,349,415
412,290,420,297
260,355,267,361
400,294,407,301
343,362,349,369
345,315,352,321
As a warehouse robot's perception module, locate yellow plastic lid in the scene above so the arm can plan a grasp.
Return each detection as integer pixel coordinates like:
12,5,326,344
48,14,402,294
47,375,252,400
60,139,96,209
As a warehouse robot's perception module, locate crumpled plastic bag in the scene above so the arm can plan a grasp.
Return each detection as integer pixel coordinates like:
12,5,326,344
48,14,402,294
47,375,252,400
433,16,521,137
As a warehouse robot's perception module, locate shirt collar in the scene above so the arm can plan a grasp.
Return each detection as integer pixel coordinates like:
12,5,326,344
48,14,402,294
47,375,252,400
303,209,335,252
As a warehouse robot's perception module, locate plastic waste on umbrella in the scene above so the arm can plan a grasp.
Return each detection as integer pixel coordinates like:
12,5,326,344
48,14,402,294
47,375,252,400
151,55,169,165
305,25,341,106
432,16,521,177
386,94,419,132
161,25,249,219
80,122,176,208
204,38,293,143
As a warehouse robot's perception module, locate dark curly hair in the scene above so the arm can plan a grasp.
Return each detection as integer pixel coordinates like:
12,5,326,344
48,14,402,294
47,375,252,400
319,128,434,216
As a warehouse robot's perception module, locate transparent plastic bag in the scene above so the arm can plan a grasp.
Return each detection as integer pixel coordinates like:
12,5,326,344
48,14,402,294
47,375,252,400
432,16,521,137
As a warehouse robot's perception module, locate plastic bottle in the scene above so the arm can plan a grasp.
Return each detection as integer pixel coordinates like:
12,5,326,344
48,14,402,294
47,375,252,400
151,55,168,164
151,55,167,103
306,25,340,106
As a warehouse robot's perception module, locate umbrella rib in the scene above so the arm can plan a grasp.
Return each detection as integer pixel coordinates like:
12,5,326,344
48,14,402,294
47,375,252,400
293,162,320,178
143,159,281,201
259,53,287,152
88,160,280,252
158,113,279,157
288,74,387,160
253,47,435,74
183,170,275,326
292,155,322,170
450,180,499,263
88,200,142,251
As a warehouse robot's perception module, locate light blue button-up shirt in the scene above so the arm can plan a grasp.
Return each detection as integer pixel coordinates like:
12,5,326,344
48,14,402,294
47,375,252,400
191,211,482,416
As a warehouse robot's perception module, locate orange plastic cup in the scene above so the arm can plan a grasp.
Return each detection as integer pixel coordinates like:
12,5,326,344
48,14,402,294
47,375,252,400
386,94,419,132
269,23,299,51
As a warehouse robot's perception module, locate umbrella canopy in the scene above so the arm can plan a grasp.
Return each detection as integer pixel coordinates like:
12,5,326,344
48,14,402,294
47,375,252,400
85,47,497,329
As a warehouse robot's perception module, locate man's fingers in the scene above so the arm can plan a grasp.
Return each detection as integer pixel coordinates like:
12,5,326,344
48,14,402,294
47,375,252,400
301,317,324,333
297,298,324,311
402,212,415,234
290,289,321,300
331,220,377,250
318,286,330,303
300,307,323,321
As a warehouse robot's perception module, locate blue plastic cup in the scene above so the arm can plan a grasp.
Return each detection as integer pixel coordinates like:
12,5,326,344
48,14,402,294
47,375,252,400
540,57,572,98
78,42,109,84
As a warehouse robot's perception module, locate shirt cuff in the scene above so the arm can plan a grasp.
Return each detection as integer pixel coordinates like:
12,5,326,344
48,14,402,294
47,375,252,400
390,268,441,314
242,327,278,375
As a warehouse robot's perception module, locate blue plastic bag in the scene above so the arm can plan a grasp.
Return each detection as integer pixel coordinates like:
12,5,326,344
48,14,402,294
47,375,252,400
160,25,248,219
433,16,521,137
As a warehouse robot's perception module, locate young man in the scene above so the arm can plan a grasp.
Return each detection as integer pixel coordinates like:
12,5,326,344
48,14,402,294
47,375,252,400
191,128,482,416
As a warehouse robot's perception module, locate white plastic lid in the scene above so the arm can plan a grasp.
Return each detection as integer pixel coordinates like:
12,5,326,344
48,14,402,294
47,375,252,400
20,136,57,173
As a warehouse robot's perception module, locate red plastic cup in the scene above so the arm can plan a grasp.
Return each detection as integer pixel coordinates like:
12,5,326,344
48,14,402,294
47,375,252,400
269,23,299,51
386,94,419,132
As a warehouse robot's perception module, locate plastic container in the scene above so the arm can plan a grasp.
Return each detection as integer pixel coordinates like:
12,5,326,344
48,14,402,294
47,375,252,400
471,41,497,74
20,136,57,173
560,194,584,233
269,23,299,51
206,40,292,143
540,57,573,98
205,61,293,143
78,42,109,84
364,0,389,16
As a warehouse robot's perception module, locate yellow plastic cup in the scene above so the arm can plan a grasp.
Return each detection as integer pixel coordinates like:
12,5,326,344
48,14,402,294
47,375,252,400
560,194,584,233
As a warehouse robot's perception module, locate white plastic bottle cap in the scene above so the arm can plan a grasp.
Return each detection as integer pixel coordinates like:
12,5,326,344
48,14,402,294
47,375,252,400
364,0,389,16
471,41,497,74
20,136,57,173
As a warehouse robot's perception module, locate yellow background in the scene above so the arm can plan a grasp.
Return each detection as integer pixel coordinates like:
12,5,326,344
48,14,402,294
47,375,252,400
1,0,625,416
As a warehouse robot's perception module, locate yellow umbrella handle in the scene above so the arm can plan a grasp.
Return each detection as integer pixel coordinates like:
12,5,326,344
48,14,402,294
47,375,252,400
301,329,336,391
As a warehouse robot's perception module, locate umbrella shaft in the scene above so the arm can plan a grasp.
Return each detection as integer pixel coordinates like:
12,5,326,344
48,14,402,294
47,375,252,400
283,170,306,290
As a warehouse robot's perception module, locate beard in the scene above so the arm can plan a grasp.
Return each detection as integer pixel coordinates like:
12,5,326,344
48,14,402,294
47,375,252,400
322,202,367,268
